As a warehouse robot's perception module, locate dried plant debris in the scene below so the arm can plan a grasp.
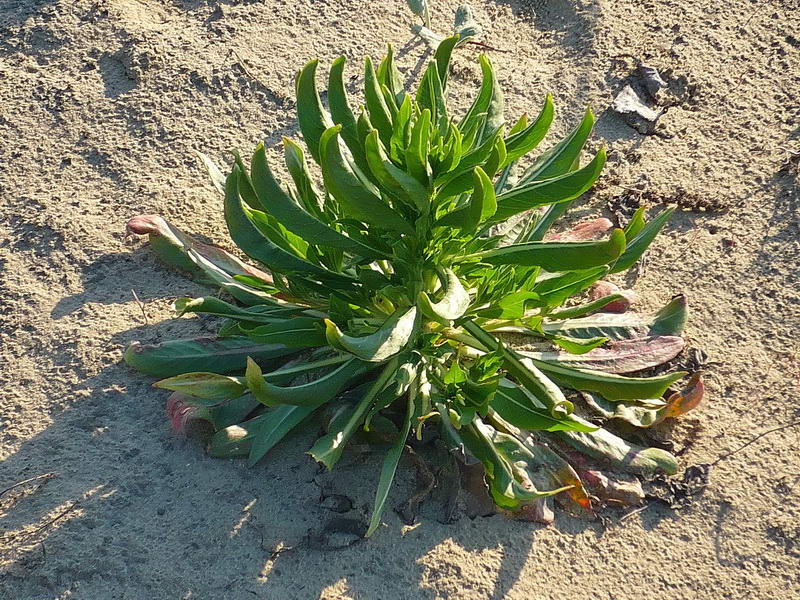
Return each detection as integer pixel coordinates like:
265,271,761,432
607,188,729,221
645,463,711,508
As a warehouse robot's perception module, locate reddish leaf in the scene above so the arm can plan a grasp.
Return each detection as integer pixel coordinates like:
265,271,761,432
545,217,613,242
588,280,637,313
519,335,684,374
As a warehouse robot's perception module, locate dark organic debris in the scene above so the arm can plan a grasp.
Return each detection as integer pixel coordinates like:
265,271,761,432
395,447,436,524
646,463,711,508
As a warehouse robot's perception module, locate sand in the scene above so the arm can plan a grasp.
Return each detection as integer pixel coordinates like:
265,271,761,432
1,0,799,598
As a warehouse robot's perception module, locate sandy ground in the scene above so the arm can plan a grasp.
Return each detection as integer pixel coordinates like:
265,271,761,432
1,0,799,598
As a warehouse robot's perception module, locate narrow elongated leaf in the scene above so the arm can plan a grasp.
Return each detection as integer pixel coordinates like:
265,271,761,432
611,207,675,273
547,293,627,319
225,168,351,280
325,308,417,362
245,356,373,407
366,394,412,536
542,294,687,340
519,336,684,374
531,359,686,400
555,426,678,475
491,147,607,222
319,126,415,236
248,404,317,466
364,130,430,213
126,215,273,291
242,317,327,347
328,56,370,175
624,206,646,240
417,269,470,323
309,358,399,469
251,144,386,259
503,94,554,165
174,296,303,323
524,200,574,242
521,107,595,183
434,35,459,89
364,56,394,147
125,337,298,377
470,228,625,272
492,380,597,432
459,54,495,139
461,319,573,417
295,60,333,163
155,373,246,401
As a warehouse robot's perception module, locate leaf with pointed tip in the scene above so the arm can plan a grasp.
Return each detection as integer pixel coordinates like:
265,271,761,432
555,426,678,475
295,60,333,163
125,337,298,377
251,143,386,259
531,359,686,400
364,56,394,148
624,206,647,240
490,147,607,223
245,356,373,407
611,207,675,273
364,130,430,213
435,167,496,231
503,94,554,165
492,380,597,432
542,295,688,340
366,394,412,537
247,404,318,466
174,296,304,323
325,308,417,362
549,335,608,355
309,358,399,469
155,372,246,402
319,126,415,236
225,168,353,281
434,35,459,90
469,228,625,272
521,107,595,183
241,317,327,347
328,56,371,177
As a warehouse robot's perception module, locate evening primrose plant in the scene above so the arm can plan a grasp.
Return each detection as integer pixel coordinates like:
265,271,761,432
124,38,701,535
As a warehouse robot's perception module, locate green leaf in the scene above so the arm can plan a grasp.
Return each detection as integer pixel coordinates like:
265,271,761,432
525,200,574,242
155,373,245,401
224,168,351,280
244,356,373,407
364,56,395,148
241,317,327,347
251,143,386,259
547,293,627,319
417,269,471,323
406,109,431,185
503,94,554,165
492,380,597,432
611,207,675,273
328,56,371,176
520,107,595,182
308,358,400,469
624,206,646,240
491,147,606,222
319,126,415,236
459,54,495,140
295,60,334,163
531,359,687,400
433,35,459,89
416,61,447,133
376,44,405,105
550,335,608,354
435,167,496,231
124,337,298,377
366,394,412,536
364,130,430,214
247,404,317,466
469,228,626,272
325,307,417,362
174,296,303,323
